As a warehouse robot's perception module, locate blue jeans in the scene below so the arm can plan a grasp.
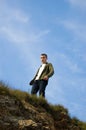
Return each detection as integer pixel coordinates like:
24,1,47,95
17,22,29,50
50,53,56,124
31,80,48,97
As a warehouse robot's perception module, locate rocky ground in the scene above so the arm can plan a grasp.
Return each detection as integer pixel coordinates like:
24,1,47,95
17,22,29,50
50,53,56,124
0,83,84,130
0,95,55,130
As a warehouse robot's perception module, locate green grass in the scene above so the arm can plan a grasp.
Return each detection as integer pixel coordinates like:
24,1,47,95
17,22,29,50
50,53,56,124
0,81,86,130
0,81,69,118
0,81,11,96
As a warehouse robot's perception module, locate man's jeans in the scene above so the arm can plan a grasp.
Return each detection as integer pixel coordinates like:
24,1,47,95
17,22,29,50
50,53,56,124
31,80,48,97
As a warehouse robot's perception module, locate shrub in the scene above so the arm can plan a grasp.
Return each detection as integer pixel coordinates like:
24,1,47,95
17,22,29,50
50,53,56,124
0,81,11,96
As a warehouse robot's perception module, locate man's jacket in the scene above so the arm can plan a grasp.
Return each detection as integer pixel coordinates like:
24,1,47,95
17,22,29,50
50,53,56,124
29,62,54,85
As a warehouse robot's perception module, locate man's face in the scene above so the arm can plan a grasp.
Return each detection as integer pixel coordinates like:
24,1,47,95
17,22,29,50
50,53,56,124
40,55,47,63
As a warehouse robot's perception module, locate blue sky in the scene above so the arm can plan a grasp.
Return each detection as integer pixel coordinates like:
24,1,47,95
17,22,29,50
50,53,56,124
0,0,86,122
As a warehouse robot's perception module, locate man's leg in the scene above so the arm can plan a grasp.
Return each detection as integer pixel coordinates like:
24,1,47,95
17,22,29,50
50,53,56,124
39,80,48,97
31,80,39,95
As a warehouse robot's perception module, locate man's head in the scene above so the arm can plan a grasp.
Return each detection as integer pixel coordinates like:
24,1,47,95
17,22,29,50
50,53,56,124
40,53,47,64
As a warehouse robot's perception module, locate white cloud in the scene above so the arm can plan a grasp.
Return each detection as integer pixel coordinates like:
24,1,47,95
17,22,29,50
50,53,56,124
67,0,86,10
0,0,50,44
67,102,86,120
55,52,82,73
59,19,86,42
0,25,49,44
0,1,29,25
0,0,50,80
12,9,29,23
46,75,67,104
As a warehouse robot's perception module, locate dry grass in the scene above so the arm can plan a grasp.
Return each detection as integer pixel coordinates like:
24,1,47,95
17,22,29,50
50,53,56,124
0,81,86,129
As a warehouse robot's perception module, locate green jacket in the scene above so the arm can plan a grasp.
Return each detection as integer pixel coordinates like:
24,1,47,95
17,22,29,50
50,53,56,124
33,62,54,80
29,62,54,85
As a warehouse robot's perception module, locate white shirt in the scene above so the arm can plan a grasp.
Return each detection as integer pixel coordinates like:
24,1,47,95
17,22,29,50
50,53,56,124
35,64,46,80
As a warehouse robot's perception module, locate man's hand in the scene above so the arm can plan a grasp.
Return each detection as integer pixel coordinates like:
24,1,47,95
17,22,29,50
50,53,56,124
29,79,34,85
43,76,48,80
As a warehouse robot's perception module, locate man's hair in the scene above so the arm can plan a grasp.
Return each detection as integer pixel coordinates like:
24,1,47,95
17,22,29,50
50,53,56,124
41,53,47,58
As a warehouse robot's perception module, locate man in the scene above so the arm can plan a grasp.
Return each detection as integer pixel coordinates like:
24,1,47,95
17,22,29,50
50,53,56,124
29,53,54,97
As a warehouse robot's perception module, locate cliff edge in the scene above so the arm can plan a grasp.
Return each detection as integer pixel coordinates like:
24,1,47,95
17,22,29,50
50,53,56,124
0,82,85,130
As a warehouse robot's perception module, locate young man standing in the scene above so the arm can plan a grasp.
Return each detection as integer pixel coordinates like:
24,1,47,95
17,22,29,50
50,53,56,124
29,53,54,97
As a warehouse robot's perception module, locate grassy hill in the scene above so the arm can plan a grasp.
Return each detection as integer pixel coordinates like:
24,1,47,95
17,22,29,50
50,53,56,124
0,81,86,130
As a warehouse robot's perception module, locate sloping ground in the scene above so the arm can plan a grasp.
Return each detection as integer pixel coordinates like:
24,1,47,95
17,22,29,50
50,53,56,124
0,95,55,130
0,82,85,130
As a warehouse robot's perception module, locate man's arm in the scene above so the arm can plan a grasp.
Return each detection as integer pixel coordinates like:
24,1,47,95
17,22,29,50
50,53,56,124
47,63,54,78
